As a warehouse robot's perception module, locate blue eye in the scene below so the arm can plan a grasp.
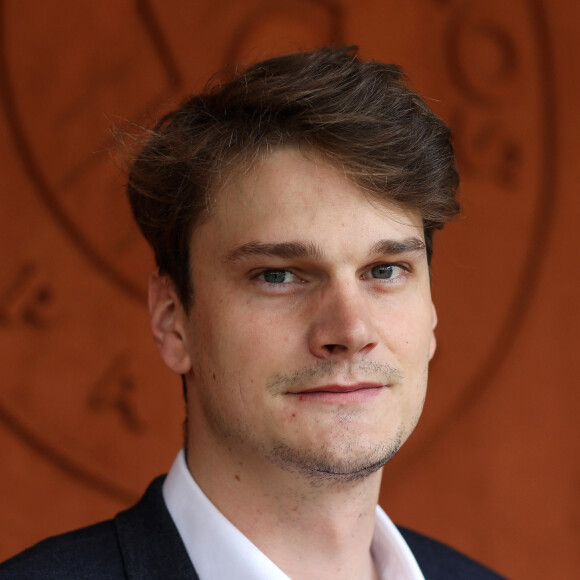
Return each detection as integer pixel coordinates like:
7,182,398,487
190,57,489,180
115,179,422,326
369,264,404,279
259,270,296,284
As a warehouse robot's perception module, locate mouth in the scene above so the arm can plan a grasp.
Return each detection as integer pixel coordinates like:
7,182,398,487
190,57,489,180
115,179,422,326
290,382,387,404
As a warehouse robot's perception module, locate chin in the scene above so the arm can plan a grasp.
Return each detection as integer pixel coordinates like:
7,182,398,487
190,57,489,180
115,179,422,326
268,427,404,485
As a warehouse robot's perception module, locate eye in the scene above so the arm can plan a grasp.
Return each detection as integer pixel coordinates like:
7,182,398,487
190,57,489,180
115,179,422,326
367,264,407,280
257,269,298,284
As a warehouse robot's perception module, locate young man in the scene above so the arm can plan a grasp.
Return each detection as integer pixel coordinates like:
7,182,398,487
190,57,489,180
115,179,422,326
0,47,504,579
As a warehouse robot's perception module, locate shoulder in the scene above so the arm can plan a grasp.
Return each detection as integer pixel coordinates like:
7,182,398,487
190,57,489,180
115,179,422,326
0,476,197,580
0,519,124,579
398,526,506,580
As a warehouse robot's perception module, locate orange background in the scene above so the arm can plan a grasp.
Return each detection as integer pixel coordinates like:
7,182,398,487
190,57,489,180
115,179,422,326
0,1,578,578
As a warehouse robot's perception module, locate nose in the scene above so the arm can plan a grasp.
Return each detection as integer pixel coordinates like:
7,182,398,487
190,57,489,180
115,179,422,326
307,280,379,360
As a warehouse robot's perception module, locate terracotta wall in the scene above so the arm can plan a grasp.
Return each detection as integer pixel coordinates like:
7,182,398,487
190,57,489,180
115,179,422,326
1,1,578,578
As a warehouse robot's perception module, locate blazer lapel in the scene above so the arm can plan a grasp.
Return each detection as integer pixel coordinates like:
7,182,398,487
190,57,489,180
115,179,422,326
115,476,200,579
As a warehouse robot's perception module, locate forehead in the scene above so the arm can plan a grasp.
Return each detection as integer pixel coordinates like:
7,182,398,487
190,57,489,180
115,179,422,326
208,148,424,239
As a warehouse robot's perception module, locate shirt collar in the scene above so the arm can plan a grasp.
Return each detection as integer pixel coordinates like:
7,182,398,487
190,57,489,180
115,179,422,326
163,450,424,580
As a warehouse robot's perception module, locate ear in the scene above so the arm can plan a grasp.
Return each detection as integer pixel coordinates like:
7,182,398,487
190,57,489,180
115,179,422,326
429,302,438,361
148,270,192,375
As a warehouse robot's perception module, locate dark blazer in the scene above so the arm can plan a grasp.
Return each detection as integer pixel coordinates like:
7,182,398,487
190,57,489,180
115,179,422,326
0,476,504,579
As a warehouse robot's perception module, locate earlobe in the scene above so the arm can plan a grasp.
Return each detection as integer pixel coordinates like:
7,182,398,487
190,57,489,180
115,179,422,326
148,270,192,375
429,303,438,361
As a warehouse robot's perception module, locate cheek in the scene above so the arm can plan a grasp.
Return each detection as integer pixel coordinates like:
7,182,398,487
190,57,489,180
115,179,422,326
224,305,302,358
397,363,429,442
191,305,293,388
382,311,434,361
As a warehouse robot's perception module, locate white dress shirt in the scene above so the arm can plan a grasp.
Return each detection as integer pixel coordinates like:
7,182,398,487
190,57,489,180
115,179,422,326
163,450,425,580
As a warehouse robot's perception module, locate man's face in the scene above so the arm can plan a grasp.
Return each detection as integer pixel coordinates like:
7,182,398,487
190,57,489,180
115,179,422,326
174,148,436,482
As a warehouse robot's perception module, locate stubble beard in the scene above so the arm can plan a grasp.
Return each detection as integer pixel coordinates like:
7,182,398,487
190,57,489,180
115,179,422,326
205,400,407,486
197,359,420,487
266,425,405,486
263,360,410,485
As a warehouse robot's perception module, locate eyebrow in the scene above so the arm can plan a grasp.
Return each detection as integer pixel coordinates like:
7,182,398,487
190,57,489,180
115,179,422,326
225,237,425,264
368,237,426,256
225,241,324,263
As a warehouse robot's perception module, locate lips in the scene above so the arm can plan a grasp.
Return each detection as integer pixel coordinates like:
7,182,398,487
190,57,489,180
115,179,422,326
296,383,384,394
291,382,386,403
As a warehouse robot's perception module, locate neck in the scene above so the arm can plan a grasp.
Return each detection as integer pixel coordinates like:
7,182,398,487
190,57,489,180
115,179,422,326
186,444,383,580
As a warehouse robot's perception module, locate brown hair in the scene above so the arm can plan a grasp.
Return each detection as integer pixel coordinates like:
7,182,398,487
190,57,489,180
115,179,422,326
127,46,460,311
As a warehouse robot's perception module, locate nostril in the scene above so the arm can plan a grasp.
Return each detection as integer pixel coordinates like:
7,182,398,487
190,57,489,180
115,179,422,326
322,341,377,358
324,344,345,354
360,342,377,356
